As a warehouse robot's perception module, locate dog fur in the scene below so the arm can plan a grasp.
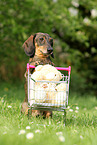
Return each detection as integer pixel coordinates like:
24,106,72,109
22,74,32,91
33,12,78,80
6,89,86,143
21,32,55,118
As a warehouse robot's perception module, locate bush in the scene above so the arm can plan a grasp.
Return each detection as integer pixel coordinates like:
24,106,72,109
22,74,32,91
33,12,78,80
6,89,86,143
0,0,97,95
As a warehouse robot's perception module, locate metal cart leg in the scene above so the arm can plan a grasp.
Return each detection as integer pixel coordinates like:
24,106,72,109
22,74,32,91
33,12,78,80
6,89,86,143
63,110,66,126
28,108,32,119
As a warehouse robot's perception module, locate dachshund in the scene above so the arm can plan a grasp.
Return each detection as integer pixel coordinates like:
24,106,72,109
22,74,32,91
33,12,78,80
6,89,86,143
21,32,55,118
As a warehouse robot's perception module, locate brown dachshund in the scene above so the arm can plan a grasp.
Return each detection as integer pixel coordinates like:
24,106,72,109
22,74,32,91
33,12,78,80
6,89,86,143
21,32,55,118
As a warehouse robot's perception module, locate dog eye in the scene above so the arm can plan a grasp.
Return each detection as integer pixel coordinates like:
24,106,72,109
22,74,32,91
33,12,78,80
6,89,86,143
39,38,44,42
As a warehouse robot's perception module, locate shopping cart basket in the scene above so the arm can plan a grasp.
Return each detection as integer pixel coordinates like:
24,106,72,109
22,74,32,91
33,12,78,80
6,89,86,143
27,63,71,124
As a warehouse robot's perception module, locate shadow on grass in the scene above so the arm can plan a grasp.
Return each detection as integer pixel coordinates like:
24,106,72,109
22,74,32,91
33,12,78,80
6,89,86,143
48,111,97,127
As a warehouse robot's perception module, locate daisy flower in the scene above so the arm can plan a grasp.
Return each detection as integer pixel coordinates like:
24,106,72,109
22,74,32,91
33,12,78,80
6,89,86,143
44,125,46,128
71,0,79,8
80,135,83,139
76,106,79,110
68,7,78,16
1,99,4,103
56,132,63,136
83,17,91,24
91,9,97,18
67,106,70,109
3,132,7,135
53,0,57,3
69,109,73,112
95,107,97,110
18,130,26,135
29,122,34,124
59,135,65,142
26,126,31,130
75,110,79,113
26,133,34,139
35,129,41,133
8,105,12,108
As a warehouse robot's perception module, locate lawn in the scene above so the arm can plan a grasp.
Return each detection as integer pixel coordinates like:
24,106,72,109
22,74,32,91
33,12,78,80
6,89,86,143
0,82,97,145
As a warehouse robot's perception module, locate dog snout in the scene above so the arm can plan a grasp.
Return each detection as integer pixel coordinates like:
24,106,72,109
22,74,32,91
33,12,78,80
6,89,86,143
47,47,53,53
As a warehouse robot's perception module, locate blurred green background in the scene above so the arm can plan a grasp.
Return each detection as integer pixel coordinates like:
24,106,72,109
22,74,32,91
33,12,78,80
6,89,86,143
0,0,97,95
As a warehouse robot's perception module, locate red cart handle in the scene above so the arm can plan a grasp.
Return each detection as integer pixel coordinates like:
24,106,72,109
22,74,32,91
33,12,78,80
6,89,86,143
27,63,71,74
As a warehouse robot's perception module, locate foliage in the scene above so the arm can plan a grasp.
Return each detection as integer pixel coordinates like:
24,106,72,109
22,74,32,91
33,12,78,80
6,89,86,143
0,0,97,94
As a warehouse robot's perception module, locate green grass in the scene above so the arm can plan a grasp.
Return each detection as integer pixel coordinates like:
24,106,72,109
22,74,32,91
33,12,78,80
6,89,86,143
0,82,97,145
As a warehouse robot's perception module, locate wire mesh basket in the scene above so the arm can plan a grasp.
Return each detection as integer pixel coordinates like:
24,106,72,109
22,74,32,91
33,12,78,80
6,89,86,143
27,63,71,123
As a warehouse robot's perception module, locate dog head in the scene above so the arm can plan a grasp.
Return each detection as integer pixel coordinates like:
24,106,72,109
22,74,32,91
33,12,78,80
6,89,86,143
23,32,54,58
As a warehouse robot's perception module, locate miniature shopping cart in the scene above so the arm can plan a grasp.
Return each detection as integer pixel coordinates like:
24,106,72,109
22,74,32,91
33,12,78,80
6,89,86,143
27,63,71,124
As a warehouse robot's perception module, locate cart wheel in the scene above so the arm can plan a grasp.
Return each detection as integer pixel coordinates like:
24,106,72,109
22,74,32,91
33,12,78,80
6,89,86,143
63,110,66,126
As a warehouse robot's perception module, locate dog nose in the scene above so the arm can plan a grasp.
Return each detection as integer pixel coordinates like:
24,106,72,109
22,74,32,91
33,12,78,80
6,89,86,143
47,47,53,52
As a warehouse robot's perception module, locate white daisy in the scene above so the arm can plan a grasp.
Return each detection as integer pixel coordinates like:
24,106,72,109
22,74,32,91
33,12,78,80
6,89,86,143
1,99,4,103
71,0,79,8
56,132,63,136
35,129,41,133
26,126,31,130
26,133,34,139
53,0,57,3
29,122,34,124
83,17,91,24
3,132,7,135
44,125,46,128
69,109,73,112
76,106,79,110
95,107,97,110
91,9,97,18
68,7,78,16
8,105,12,108
73,115,76,118
18,130,26,135
75,110,79,113
59,135,65,142
80,135,83,139
67,106,70,109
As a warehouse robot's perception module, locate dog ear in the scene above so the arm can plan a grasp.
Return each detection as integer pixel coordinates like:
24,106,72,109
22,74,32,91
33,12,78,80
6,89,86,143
51,53,54,58
23,34,36,57
50,39,54,58
50,39,53,47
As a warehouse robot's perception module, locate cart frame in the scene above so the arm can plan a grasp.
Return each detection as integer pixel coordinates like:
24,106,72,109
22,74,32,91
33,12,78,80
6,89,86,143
27,63,71,124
